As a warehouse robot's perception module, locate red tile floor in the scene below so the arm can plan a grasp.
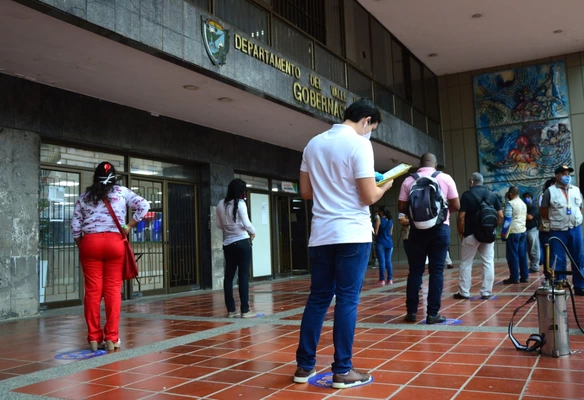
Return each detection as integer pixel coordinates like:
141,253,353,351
2,262,584,399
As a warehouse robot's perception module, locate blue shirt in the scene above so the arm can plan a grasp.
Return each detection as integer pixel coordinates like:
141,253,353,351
376,218,393,248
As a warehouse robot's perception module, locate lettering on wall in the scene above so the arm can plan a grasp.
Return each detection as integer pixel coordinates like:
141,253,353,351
230,33,348,119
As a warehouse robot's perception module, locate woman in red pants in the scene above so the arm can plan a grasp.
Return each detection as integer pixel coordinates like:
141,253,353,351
71,162,149,351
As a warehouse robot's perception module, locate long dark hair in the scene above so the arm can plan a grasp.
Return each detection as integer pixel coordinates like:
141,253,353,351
84,161,117,205
225,178,247,222
378,206,392,220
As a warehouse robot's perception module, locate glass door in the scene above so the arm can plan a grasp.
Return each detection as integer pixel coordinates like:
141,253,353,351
291,197,309,273
167,182,198,290
273,195,292,276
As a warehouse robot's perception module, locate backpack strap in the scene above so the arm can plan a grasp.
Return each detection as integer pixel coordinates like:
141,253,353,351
469,189,484,205
508,291,545,352
411,173,420,180
431,171,441,178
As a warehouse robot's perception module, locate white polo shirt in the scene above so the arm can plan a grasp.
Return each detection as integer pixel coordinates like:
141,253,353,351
300,124,375,246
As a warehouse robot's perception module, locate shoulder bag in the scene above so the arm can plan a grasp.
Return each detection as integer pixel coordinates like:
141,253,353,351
103,197,139,280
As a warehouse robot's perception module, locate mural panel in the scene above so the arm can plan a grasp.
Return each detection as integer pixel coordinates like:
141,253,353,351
478,118,572,182
474,62,569,128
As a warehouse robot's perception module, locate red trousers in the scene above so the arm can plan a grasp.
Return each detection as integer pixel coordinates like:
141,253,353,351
80,232,124,343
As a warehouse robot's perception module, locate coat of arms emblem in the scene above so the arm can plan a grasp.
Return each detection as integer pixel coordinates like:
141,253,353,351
202,18,229,66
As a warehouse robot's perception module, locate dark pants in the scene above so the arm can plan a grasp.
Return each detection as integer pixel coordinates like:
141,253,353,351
506,232,528,282
223,238,252,313
549,227,584,289
405,224,450,317
539,230,551,266
296,242,370,374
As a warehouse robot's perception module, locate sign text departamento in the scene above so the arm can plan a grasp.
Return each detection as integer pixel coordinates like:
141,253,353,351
233,33,347,120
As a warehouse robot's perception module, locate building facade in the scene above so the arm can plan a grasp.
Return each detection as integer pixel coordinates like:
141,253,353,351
3,0,583,320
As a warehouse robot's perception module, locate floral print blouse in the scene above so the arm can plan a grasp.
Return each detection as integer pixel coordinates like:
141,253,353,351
71,185,150,238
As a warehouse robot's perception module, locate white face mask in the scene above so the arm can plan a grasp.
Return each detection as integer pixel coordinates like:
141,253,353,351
362,121,371,140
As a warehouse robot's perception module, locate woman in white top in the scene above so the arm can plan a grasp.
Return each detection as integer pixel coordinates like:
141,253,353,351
216,178,257,318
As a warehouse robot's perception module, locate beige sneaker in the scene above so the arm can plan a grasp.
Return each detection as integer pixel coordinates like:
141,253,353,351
227,311,239,318
332,368,372,389
241,311,257,318
106,339,121,351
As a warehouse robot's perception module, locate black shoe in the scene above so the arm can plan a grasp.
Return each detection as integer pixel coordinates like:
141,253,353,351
453,293,469,300
404,313,417,322
520,279,529,283
480,295,492,300
502,278,520,284
528,268,539,273
446,264,454,269
574,288,584,296
426,314,446,324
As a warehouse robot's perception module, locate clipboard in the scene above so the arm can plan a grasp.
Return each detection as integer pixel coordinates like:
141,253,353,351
376,163,412,186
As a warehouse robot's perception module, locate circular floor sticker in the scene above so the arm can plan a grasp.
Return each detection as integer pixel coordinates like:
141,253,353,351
422,318,462,325
55,350,107,360
308,372,374,388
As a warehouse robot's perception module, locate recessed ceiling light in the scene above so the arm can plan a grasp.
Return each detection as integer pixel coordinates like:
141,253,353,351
553,29,563,34
472,13,483,19
182,85,199,90
218,97,232,102
428,53,438,57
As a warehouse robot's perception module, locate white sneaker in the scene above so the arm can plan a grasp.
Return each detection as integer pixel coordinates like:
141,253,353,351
241,311,258,318
227,311,240,318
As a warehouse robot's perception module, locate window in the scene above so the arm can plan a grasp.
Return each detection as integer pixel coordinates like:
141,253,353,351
413,109,426,133
395,97,412,125
348,65,371,100
410,55,424,111
234,174,270,190
315,45,346,87
428,119,441,140
273,0,325,43
371,18,393,87
130,158,196,180
374,82,394,115
424,66,440,121
391,38,405,97
215,0,269,44
185,0,210,11
324,0,342,55
41,144,125,171
343,0,371,73
272,17,313,68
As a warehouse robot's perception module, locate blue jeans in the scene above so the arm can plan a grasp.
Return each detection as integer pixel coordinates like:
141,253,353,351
405,224,450,317
296,242,370,374
539,231,551,266
549,228,584,289
506,232,528,281
376,244,393,281
223,239,252,313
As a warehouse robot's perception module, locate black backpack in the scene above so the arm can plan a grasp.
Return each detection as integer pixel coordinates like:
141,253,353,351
470,190,498,243
408,171,448,229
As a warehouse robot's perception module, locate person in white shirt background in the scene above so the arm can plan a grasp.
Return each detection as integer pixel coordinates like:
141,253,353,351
216,178,257,318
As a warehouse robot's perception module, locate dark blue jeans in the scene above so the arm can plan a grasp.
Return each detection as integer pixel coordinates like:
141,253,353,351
223,238,252,313
549,228,584,289
376,244,393,281
539,230,551,266
506,232,528,281
296,242,370,374
405,224,450,317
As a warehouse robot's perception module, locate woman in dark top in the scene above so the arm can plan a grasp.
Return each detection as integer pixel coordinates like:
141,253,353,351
374,206,394,285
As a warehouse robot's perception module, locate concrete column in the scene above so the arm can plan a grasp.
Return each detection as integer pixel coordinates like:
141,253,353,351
0,128,40,320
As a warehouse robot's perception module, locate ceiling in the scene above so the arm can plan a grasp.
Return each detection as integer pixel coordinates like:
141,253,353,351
358,0,584,75
0,1,417,173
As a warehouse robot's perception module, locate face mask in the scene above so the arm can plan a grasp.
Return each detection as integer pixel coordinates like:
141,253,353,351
362,121,371,140
524,198,531,204
561,176,571,186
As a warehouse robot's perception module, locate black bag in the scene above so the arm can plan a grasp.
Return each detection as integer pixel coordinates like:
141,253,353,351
408,171,448,229
470,190,498,243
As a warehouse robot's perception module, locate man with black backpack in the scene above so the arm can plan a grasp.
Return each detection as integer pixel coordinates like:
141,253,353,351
398,153,459,324
454,173,503,300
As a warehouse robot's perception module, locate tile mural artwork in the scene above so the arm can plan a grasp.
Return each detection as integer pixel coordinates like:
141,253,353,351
473,62,573,193
474,62,570,128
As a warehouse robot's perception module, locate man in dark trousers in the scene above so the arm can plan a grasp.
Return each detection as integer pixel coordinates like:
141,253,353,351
523,192,540,273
